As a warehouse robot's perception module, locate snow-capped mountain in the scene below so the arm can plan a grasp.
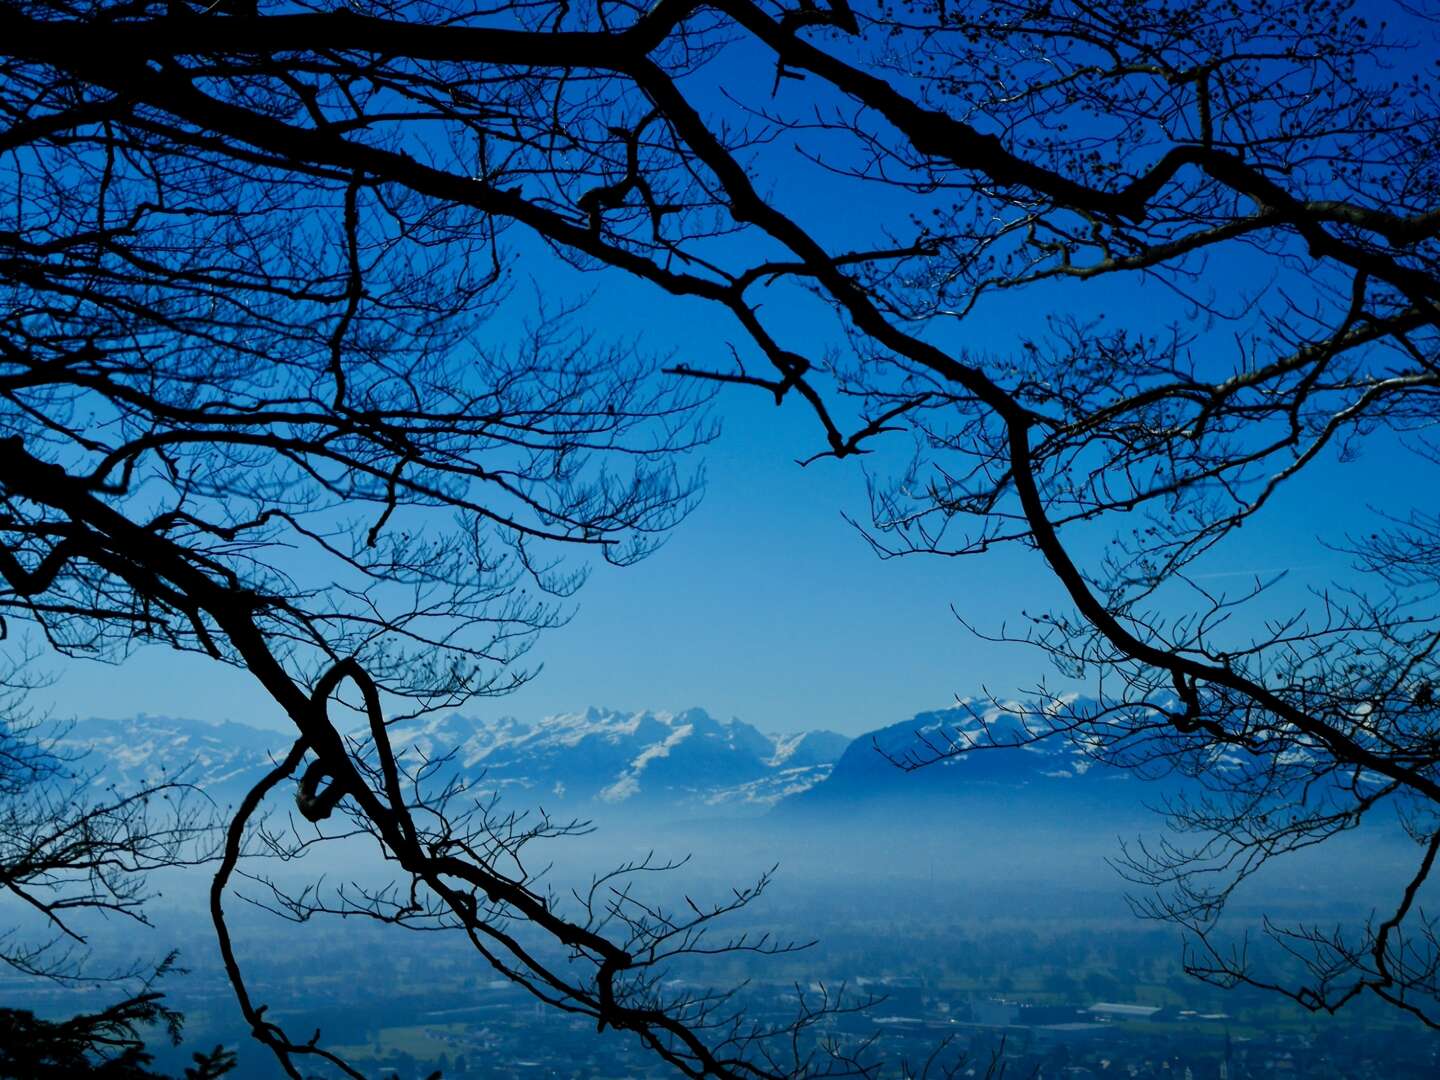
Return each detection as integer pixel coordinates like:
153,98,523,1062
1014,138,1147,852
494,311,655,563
776,698,1147,820
383,706,850,814
56,714,287,798
58,707,852,817
57,698,1196,825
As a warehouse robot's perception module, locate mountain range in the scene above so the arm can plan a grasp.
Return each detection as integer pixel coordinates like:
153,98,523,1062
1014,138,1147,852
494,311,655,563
54,702,1413,929
781,700,1147,821
57,698,1164,823
59,707,851,818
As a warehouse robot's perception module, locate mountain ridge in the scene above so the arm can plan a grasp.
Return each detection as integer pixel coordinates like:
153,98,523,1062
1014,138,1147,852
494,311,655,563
57,706,852,818
56,697,1193,825
779,697,1142,819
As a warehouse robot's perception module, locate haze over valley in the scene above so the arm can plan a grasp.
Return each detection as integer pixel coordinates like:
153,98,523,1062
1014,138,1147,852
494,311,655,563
18,700,1427,1079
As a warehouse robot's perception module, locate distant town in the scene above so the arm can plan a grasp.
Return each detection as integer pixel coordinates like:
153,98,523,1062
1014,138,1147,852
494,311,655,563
16,880,1436,1080
309,979,1433,1080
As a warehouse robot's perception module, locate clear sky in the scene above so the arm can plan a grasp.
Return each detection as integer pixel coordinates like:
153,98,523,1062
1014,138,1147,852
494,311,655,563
36,275,1085,738
35,252,1373,739
29,33,1408,740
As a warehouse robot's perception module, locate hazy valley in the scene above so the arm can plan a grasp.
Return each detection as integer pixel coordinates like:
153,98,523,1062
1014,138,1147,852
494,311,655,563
17,702,1432,1079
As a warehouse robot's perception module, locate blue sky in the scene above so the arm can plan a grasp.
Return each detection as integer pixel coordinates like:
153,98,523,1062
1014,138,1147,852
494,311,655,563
38,251,1376,739
31,25,1415,740
38,376,1369,739
38,270,1081,738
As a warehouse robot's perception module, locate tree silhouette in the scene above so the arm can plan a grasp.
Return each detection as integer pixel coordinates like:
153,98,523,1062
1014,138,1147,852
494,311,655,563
0,988,236,1079
0,1,854,1075
1,0,1438,1057
0,657,213,984
0,656,230,1079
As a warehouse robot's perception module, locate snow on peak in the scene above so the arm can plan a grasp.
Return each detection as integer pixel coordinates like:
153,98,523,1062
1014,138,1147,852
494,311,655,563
63,706,851,818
